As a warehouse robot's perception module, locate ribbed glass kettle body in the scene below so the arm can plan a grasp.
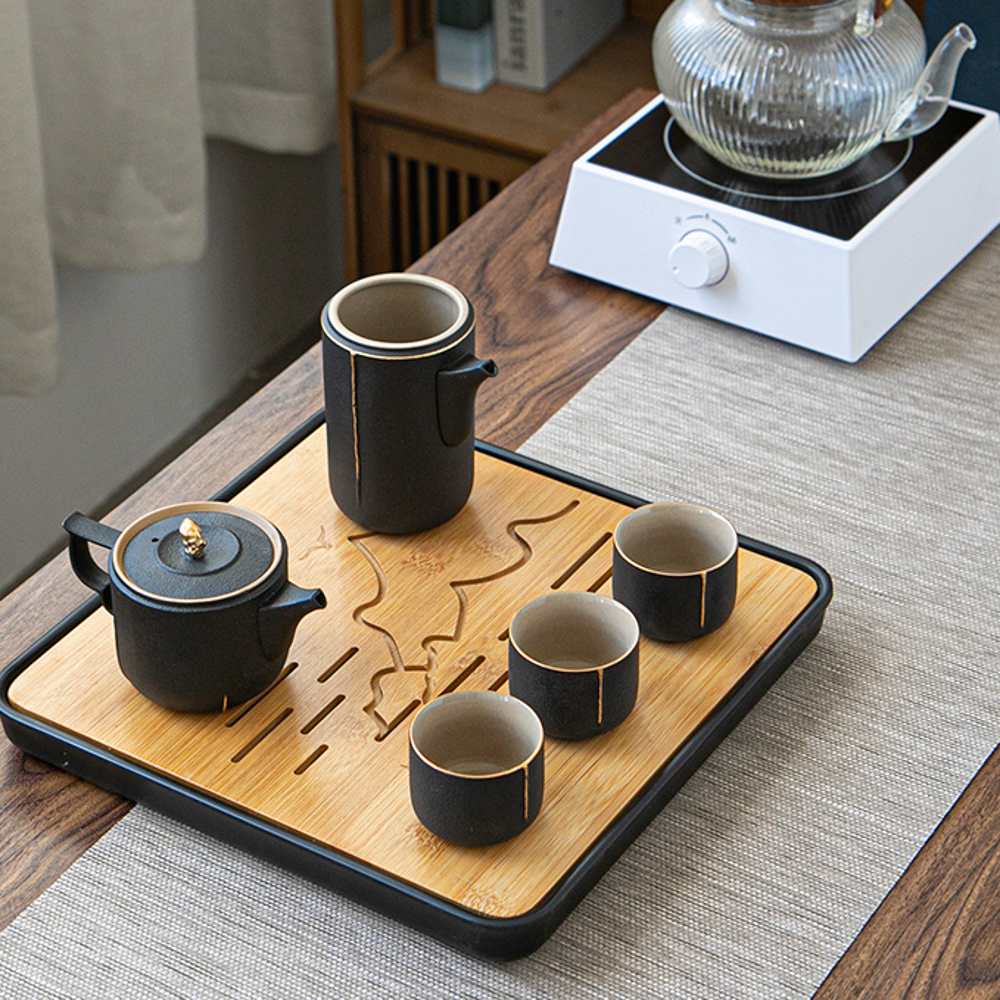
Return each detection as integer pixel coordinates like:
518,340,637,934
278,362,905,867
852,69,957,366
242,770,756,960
653,0,926,178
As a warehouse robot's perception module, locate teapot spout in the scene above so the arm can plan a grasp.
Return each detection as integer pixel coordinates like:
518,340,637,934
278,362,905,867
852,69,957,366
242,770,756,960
258,582,327,660
883,24,976,143
436,354,498,448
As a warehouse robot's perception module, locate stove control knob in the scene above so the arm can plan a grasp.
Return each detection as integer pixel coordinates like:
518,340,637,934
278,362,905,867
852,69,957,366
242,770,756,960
668,231,729,288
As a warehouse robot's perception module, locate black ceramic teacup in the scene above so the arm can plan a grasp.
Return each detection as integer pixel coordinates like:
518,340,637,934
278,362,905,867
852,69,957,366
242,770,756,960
408,690,544,847
322,273,497,534
612,502,739,643
508,591,640,740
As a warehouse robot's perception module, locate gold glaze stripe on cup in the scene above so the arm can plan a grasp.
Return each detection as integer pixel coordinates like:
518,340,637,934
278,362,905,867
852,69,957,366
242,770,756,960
350,351,360,505
508,639,633,673
613,503,738,577
614,537,737,576
409,735,544,780
408,695,544,780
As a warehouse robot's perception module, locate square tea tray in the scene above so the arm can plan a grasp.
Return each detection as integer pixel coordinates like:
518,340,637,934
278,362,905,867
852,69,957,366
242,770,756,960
0,414,831,958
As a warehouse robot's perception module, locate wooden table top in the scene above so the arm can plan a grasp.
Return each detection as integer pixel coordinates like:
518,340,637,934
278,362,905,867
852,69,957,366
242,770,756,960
1,90,995,996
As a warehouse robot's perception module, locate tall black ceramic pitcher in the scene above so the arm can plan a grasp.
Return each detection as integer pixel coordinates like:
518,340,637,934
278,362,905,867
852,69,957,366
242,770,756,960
321,273,497,534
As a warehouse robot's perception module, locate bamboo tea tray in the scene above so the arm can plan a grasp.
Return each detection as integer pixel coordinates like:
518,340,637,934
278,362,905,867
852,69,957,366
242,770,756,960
0,415,831,957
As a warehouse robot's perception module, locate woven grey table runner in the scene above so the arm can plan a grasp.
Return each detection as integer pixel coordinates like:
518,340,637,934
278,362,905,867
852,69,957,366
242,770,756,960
3,233,1000,999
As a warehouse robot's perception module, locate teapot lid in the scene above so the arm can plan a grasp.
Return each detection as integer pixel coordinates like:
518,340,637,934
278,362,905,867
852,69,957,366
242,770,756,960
745,0,894,17
748,0,853,6
113,502,284,603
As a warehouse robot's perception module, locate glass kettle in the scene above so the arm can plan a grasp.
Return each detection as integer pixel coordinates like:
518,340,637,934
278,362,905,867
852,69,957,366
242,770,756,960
652,0,976,179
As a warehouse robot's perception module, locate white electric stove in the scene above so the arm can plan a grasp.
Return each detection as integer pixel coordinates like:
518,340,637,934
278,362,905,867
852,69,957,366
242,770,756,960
550,95,1000,362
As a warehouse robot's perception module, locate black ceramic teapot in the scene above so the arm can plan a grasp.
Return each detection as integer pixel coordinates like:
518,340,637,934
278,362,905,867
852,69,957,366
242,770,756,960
63,502,326,712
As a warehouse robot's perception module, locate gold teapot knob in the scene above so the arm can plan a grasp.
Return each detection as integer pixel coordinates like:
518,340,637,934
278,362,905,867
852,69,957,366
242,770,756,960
179,517,207,560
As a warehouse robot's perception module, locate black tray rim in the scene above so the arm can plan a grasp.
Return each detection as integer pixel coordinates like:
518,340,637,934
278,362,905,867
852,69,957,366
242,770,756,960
0,410,832,959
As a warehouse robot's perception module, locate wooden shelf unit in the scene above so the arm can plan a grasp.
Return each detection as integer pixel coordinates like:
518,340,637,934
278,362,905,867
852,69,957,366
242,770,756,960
335,2,660,279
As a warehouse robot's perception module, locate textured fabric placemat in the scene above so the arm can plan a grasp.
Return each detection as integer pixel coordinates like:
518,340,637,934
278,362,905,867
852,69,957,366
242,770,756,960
2,232,999,999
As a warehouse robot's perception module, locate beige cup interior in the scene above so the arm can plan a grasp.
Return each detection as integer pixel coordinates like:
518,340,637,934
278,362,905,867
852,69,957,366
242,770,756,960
510,592,639,671
615,503,738,575
410,691,542,776
330,276,466,349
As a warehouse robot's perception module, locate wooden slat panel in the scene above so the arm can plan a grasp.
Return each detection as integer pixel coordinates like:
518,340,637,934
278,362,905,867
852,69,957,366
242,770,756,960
458,169,470,223
417,160,432,255
398,155,413,269
356,119,531,275
437,165,450,244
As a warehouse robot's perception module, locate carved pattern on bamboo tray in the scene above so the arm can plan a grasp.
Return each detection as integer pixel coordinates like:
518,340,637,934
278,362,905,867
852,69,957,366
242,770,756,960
8,428,818,918
213,492,599,772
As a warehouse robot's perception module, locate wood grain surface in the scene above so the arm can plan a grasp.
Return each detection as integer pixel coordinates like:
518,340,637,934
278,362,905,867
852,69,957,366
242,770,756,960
9,431,816,919
1,86,993,1000
815,747,1000,999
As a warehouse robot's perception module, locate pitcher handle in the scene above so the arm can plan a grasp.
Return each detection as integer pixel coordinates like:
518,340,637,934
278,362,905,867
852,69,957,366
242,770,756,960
62,512,120,611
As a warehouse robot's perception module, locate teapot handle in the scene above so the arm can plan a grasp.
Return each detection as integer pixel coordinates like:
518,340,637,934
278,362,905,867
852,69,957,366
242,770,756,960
62,512,120,611
854,0,886,37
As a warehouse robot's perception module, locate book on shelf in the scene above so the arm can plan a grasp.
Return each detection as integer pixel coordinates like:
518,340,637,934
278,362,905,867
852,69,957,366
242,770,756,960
435,0,496,93
494,0,626,91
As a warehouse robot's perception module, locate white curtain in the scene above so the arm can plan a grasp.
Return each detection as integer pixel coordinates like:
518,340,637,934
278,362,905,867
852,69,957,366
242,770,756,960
0,0,337,396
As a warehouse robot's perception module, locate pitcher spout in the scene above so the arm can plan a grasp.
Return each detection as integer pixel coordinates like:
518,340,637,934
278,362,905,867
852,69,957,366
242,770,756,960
436,355,498,448
883,23,976,143
257,582,327,660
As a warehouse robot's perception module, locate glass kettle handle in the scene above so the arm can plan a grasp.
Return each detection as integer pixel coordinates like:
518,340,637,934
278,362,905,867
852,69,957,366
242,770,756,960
855,0,890,37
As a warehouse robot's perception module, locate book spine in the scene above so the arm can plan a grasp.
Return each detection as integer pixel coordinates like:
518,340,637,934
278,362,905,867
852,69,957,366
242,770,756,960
494,0,545,89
